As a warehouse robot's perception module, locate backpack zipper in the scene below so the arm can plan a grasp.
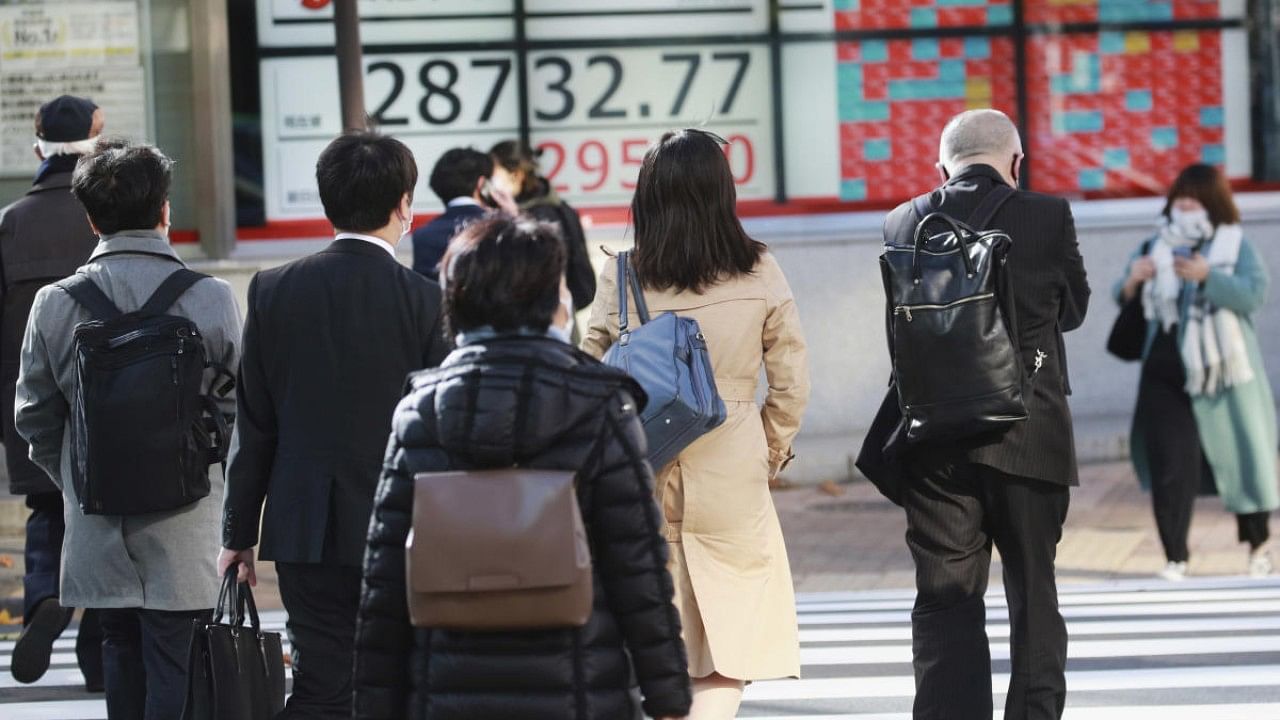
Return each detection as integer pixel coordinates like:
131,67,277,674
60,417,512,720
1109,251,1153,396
894,292,995,322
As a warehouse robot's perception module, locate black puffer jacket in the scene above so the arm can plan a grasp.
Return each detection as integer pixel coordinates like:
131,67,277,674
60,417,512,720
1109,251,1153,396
353,334,692,720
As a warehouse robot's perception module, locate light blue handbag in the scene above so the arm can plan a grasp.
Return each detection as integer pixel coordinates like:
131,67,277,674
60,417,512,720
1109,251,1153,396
603,251,727,469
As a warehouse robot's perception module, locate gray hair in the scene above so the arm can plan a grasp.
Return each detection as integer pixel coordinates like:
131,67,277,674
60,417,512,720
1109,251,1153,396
938,109,1021,169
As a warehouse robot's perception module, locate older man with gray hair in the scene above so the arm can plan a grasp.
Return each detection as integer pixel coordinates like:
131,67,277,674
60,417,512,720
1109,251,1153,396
859,109,1090,720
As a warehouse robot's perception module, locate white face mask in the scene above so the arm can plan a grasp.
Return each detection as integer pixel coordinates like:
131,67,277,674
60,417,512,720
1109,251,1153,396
35,135,97,158
547,293,574,344
1169,207,1212,241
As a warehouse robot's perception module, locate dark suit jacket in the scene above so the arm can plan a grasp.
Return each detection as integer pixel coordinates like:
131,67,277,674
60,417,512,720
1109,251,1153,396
857,164,1090,501
0,169,97,495
223,238,450,566
411,203,486,281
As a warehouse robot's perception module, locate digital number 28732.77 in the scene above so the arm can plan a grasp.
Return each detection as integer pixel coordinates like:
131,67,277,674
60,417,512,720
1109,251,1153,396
366,51,752,127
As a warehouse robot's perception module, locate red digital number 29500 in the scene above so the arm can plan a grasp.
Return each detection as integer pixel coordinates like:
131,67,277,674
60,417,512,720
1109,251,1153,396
536,134,755,197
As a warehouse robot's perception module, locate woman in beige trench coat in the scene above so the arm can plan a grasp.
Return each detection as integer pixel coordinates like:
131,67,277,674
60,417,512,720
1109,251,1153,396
583,129,810,718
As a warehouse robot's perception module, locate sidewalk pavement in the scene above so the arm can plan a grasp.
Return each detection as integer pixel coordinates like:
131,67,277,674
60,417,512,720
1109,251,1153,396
1,460,1273,620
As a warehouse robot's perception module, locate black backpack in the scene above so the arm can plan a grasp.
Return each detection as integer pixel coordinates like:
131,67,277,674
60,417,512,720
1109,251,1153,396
56,268,233,515
881,185,1038,444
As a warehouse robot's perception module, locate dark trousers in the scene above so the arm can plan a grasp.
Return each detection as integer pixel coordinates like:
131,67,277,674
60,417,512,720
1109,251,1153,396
1238,512,1271,550
903,456,1071,720
1139,330,1271,559
99,607,209,720
24,491,103,682
276,562,363,719
1139,330,1207,562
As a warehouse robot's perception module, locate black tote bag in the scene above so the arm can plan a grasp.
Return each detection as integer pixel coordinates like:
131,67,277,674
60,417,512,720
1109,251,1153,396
1106,296,1147,361
182,567,286,720
1107,240,1155,362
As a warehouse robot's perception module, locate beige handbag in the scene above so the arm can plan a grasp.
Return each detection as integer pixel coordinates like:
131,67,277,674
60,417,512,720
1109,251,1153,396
407,469,593,630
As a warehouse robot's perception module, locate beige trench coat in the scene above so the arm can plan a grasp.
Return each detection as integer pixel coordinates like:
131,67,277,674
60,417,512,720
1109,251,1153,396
583,251,810,681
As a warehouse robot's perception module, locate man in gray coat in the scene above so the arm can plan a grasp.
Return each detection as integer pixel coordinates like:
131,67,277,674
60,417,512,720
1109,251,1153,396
0,95,103,687
16,138,241,718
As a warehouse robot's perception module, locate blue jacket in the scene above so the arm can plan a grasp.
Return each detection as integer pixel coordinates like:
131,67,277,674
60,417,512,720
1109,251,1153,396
412,203,486,281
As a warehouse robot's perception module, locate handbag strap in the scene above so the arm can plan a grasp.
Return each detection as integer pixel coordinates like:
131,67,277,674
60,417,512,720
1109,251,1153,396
616,251,652,334
616,253,630,334
626,254,651,325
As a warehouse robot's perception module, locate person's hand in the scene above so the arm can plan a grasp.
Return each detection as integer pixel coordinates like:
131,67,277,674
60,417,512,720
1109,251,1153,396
217,547,258,587
1174,253,1211,282
488,183,520,216
1128,256,1156,284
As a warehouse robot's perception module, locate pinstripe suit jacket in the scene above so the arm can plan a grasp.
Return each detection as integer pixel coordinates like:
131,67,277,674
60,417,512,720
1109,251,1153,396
858,164,1091,500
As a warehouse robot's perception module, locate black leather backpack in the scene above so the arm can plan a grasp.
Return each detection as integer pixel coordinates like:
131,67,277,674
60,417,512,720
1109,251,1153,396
56,268,233,515
881,186,1038,444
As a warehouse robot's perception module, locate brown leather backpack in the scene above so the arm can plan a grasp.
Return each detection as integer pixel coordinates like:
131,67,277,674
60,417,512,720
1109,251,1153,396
407,469,593,630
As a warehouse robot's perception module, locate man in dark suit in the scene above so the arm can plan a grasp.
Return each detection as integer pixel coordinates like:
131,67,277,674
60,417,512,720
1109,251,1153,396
219,131,449,718
411,147,515,281
858,109,1090,720
1,95,102,689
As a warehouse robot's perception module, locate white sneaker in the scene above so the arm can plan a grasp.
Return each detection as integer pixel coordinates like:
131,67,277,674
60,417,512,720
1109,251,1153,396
1159,561,1188,581
1249,545,1273,578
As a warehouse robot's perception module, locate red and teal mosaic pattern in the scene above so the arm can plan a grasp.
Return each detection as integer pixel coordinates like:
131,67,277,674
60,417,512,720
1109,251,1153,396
833,0,1014,30
1024,30,1224,194
1023,0,1222,24
836,36,1018,201
834,0,1229,201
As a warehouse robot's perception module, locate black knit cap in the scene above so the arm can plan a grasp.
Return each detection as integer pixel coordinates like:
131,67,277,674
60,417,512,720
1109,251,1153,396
36,95,98,142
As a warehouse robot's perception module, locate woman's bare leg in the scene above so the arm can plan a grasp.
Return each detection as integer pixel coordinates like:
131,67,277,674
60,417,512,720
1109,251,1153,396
688,673,746,719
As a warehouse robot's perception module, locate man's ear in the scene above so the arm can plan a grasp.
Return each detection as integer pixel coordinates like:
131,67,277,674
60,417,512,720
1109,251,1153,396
161,200,171,228
33,145,45,162
400,193,414,221
1011,153,1024,187
85,213,101,236
936,162,950,183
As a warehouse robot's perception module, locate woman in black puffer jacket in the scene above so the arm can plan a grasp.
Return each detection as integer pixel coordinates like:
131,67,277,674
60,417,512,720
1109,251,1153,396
353,215,692,720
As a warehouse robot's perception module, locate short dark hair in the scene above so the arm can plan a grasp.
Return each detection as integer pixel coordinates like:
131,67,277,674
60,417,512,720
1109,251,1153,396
631,129,765,293
1163,163,1240,227
71,137,172,234
316,131,418,232
429,148,492,204
439,215,566,337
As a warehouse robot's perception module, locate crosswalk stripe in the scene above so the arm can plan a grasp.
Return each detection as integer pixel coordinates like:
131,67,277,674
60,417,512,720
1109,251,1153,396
742,664,1280,702
744,705,1280,720
3,577,1277,718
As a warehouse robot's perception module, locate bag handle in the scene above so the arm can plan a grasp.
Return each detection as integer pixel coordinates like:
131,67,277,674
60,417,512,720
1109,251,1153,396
913,212,978,282
213,565,238,625
213,564,262,631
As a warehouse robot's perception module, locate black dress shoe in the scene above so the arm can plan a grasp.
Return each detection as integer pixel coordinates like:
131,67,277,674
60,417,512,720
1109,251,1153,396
11,598,73,684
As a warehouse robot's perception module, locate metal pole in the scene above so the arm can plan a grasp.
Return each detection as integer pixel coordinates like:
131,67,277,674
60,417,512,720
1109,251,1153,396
189,0,236,259
334,0,366,131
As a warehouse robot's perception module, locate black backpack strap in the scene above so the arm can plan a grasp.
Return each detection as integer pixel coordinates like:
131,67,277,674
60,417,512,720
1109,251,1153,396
56,274,123,321
139,268,208,316
966,185,1015,232
911,194,933,221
